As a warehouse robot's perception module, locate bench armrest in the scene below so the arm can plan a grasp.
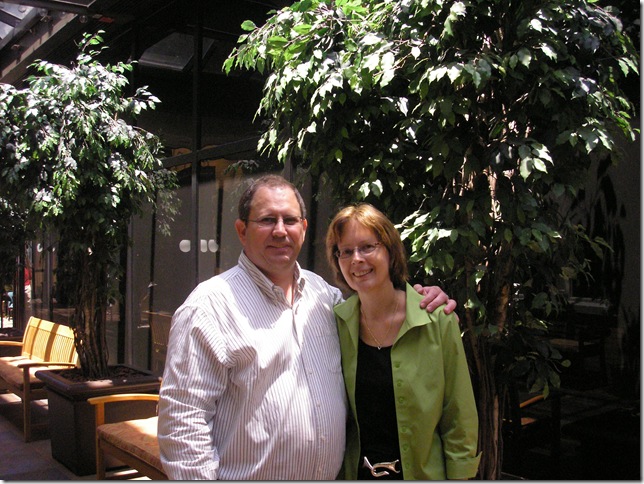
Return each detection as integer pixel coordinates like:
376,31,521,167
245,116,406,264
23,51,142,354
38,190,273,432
88,393,160,405
88,394,160,426
519,394,545,409
0,341,23,347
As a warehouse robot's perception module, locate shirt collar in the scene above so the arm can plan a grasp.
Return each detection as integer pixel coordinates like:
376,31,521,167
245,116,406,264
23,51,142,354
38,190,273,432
238,250,306,305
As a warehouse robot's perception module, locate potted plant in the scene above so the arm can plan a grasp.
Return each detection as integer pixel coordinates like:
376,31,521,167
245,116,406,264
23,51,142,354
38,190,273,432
224,0,638,479
0,31,177,475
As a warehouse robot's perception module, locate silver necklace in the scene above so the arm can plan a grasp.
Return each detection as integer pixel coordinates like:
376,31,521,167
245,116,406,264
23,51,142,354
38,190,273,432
360,295,400,350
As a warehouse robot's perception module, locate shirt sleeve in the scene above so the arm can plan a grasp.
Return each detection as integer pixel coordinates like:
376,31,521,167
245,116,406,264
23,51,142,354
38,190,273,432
438,314,482,479
157,303,228,480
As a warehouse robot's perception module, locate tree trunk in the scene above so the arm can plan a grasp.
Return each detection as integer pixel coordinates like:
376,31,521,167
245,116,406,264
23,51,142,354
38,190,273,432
67,249,110,379
464,332,503,479
463,257,505,479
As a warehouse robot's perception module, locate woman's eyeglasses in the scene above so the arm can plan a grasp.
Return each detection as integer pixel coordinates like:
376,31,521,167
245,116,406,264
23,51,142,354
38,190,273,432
335,242,382,260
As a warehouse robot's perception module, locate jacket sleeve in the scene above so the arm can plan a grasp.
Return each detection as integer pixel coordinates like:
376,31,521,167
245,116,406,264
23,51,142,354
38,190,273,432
438,314,482,479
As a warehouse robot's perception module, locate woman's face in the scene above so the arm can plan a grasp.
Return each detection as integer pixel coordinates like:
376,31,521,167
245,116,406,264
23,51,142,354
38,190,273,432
336,219,391,294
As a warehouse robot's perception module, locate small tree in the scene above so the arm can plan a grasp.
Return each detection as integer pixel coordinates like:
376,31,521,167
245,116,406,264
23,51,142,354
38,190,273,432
0,31,177,379
224,0,638,478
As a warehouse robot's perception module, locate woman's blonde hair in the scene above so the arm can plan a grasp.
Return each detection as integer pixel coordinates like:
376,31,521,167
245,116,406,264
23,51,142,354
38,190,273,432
325,203,408,291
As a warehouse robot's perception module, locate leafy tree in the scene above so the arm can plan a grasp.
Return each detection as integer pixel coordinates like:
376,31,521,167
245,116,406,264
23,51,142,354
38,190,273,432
0,32,178,379
225,0,638,478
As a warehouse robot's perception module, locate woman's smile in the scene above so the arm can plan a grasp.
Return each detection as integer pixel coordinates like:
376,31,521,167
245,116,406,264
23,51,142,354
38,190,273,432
351,268,373,278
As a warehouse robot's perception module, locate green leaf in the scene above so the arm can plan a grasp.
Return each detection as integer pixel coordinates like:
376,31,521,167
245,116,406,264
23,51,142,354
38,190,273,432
370,179,383,196
517,48,532,67
241,20,257,32
540,43,557,60
267,36,289,52
530,19,542,32
292,23,312,35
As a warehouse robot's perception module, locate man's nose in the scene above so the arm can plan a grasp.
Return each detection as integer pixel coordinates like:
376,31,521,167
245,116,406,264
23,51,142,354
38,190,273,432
272,218,287,232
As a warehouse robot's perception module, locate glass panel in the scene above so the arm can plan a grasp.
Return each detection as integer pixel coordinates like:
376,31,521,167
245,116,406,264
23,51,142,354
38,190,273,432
31,236,52,324
29,235,122,365
129,175,193,372
129,158,269,375
198,159,245,279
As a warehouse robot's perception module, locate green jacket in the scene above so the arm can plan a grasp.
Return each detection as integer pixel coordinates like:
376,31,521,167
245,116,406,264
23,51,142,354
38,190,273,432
334,284,481,480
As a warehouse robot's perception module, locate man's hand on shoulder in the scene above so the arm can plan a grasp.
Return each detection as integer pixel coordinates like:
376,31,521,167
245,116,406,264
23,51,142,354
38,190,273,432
414,284,458,318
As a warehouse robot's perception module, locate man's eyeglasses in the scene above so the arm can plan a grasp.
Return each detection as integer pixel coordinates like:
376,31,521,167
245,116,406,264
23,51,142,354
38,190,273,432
246,216,303,228
335,242,382,260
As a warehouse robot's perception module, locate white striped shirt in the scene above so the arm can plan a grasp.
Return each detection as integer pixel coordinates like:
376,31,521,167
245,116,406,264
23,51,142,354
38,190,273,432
157,251,347,480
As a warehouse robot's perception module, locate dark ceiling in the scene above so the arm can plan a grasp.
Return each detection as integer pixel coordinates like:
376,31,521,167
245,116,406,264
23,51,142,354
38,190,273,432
0,0,293,149
0,0,292,85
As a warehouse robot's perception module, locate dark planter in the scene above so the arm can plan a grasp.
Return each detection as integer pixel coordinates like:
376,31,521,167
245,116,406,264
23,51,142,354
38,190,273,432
35,365,161,477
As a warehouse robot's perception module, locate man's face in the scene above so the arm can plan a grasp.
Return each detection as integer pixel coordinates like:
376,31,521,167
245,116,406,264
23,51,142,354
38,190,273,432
235,185,308,283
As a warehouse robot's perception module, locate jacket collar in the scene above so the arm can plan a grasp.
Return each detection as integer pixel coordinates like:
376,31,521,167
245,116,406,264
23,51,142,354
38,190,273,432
334,283,434,347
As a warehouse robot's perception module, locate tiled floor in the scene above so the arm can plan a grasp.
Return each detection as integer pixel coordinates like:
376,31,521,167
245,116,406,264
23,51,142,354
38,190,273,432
0,392,153,480
0,316,122,481
0,393,91,480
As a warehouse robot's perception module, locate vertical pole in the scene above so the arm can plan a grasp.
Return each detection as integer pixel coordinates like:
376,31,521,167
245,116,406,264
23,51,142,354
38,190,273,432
16,245,25,329
191,0,203,287
306,176,319,271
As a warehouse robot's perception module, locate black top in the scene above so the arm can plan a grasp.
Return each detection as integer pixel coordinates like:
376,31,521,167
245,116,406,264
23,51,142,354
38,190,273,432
355,339,403,480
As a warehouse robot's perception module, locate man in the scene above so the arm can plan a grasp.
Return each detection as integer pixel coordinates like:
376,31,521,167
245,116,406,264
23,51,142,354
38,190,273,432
157,175,456,480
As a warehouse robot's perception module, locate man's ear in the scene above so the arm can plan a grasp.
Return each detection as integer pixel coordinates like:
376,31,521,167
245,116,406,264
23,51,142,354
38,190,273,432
235,219,247,245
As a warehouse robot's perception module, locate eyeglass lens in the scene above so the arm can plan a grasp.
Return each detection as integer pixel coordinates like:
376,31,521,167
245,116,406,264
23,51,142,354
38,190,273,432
336,243,380,259
248,216,302,227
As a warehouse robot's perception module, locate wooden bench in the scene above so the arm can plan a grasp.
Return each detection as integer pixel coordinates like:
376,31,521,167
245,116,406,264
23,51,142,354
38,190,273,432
0,316,78,441
88,393,167,480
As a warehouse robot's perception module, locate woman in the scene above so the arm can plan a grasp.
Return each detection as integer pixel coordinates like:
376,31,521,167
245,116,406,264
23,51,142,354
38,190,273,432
325,203,481,480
